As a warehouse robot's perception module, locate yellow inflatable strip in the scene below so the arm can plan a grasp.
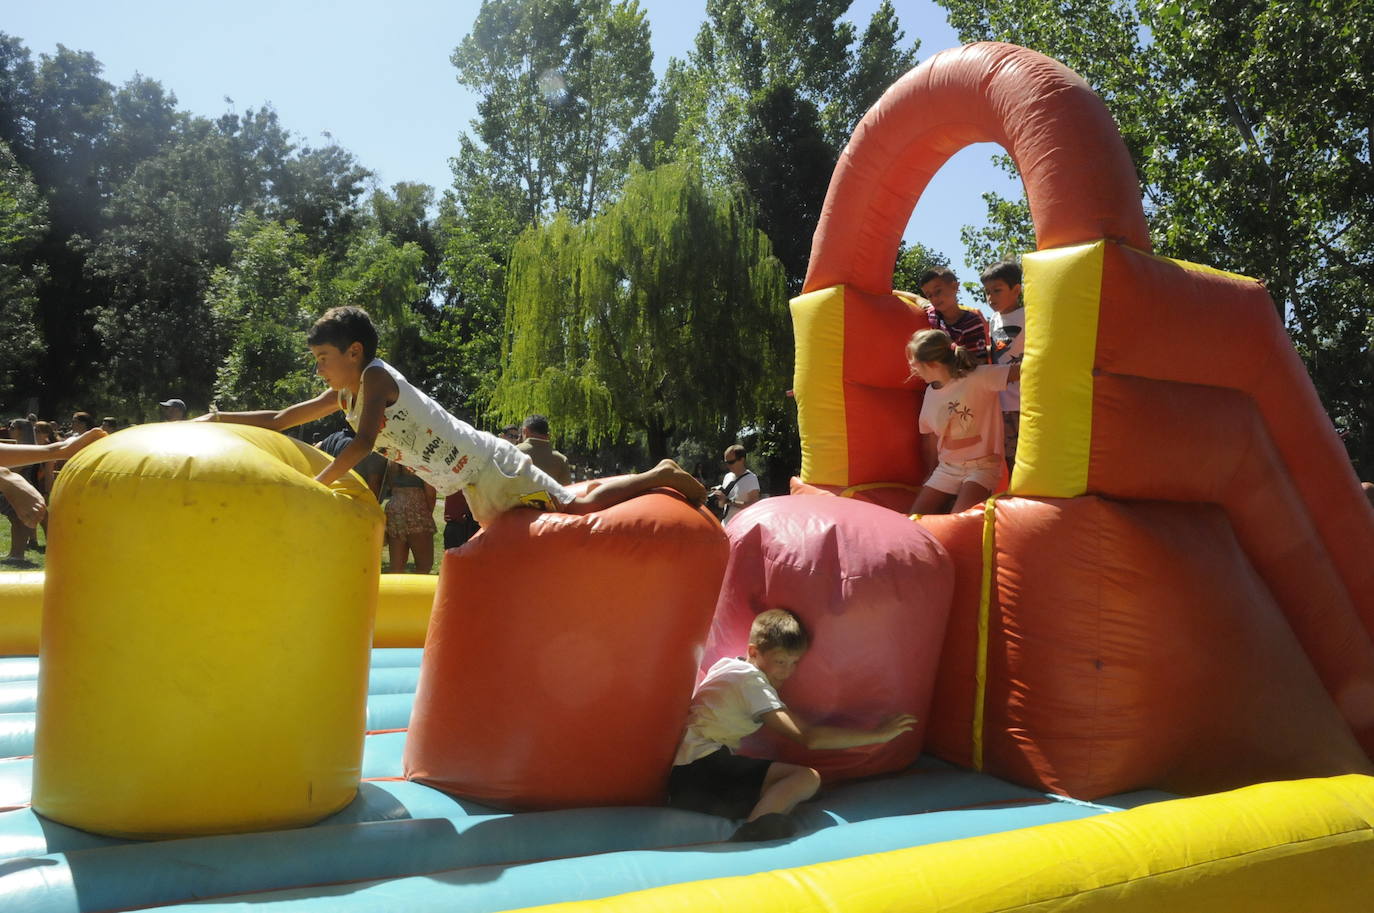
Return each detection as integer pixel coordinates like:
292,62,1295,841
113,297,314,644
838,482,921,498
514,775,1374,913
789,285,849,486
1015,242,1105,498
972,496,998,771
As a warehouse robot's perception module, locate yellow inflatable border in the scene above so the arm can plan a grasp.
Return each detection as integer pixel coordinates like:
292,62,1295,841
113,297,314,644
0,572,436,654
514,774,1374,913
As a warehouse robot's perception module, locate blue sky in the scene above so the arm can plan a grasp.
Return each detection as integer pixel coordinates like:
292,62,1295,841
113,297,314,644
8,0,1016,305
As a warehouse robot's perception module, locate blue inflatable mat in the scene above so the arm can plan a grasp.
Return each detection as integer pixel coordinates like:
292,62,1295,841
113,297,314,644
0,648,1177,912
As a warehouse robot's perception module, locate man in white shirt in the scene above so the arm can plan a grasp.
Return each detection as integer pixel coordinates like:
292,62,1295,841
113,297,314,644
712,444,760,525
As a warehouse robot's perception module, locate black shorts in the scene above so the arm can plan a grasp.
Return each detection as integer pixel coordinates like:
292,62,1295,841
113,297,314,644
667,747,773,820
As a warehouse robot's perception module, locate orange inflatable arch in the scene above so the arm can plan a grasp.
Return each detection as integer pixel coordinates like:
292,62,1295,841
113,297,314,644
790,42,1374,797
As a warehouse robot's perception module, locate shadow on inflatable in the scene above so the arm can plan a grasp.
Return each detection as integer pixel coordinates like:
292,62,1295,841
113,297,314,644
0,41,1371,913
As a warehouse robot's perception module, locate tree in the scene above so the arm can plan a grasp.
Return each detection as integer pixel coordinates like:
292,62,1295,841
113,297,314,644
208,215,316,410
937,0,1374,473
0,140,47,407
491,163,789,460
657,0,922,294
892,241,952,295
451,0,654,226
731,84,838,293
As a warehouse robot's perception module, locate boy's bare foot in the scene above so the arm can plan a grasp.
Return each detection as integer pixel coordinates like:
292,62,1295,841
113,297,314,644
651,459,707,506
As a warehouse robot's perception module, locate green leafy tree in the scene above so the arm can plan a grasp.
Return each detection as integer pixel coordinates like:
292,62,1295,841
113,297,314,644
938,0,1374,472
208,215,316,410
491,163,789,460
451,0,654,225
430,173,522,416
892,241,952,295
656,0,922,298
0,140,47,408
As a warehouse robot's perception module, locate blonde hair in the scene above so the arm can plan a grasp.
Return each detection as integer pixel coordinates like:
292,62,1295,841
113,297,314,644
906,328,980,380
749,608,810,654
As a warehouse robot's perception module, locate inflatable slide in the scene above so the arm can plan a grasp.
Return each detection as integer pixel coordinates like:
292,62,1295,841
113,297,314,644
0,41,1369,913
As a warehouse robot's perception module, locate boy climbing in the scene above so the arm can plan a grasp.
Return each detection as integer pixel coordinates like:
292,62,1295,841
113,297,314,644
199,306,705,526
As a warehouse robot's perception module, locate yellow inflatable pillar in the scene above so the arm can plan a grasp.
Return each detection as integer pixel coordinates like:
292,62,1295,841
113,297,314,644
32,423,383,838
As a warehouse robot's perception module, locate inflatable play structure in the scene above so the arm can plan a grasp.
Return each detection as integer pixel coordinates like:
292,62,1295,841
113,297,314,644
0,40,1371,912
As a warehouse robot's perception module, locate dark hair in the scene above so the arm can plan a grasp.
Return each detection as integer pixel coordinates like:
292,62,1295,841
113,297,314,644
980,260,1023,287
918,266,958,290
8,418,33,445
501,424,519,437
100,417,118,431
307,306,378,362
749,608,810,654
71,412,95,432
522,414,550,435
724,443,747,462
907,328,981,380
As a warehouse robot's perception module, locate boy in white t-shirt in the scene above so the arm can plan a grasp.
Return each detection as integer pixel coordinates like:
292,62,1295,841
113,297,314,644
668,609,916,842
199,306,706,525
981,260,1025,470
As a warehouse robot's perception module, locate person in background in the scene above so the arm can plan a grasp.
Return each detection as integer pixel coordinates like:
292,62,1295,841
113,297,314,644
100,417,119,434
29,421,60,552
919,266,990,363
442,491,479,551
712,444,761,526
517,414,573,486
0,429,106,566
69,412,96,437
981,260,1026,470
383,462,436,573
159,398,187,421
499,424,521,445
317,429,387,500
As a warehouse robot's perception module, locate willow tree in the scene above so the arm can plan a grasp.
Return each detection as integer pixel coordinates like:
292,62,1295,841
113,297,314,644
492,162,788,461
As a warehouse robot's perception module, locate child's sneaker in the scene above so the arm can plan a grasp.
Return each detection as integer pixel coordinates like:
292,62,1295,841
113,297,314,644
729,813,795,842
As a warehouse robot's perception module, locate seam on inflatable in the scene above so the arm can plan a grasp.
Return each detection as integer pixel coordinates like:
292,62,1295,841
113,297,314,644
973,496,999,771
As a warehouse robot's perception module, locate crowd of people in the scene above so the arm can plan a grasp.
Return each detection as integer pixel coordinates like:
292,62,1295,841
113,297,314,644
0,412,127,567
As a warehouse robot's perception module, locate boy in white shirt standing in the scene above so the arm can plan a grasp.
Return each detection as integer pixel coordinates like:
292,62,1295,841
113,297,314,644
981,261,1026,470
668,609,915,841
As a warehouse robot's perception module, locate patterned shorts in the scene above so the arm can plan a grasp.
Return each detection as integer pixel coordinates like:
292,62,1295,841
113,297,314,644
385,486,436,539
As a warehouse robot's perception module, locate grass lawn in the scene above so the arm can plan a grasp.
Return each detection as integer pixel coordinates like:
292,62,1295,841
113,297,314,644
0,501,448,576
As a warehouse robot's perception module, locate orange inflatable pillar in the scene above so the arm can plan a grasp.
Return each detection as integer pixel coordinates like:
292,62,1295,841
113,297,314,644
404,493,727,809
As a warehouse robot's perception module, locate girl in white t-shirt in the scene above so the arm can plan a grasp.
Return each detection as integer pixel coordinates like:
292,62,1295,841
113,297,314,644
906,328,1021,515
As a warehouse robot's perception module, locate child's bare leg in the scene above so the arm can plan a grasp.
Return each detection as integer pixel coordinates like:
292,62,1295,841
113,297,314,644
747,762,820,820
407,532,434,574
387,536,408,573
562,459,706,513
909,485,953,515
951,481,992,513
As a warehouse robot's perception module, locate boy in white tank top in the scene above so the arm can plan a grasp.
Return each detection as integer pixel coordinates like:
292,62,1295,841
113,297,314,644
198,307,706,524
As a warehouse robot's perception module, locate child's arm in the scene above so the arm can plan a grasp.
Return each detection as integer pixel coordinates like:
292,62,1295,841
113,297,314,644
759,710,916,751
1007,362,1021,384
194,390,339,432
0,468,45,527
314,364,398,488
0,428,106,469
